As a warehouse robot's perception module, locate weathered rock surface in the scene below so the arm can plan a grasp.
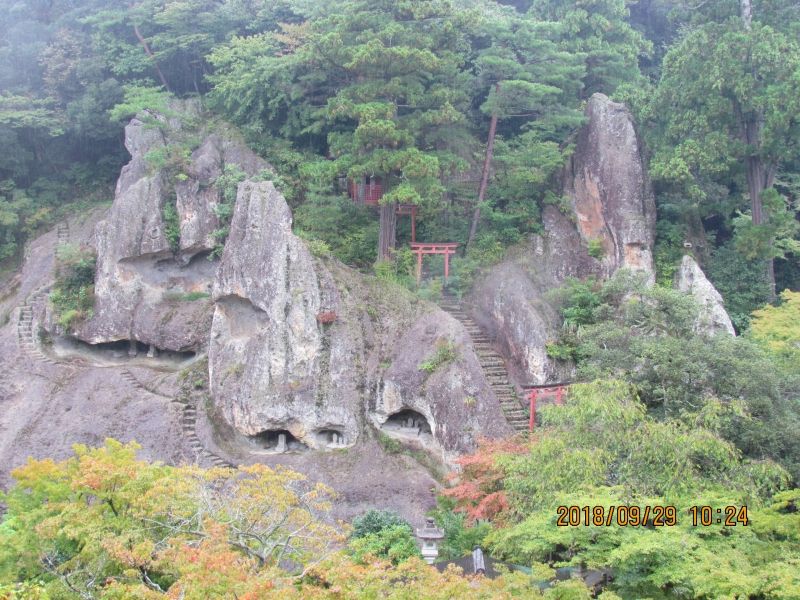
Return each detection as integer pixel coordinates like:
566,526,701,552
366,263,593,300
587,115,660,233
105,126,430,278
377,311,514,459
564,93,656,281
675,254,735,336
209,180,360,446
71,103,269,352
469,92,657,385
209,181,511,456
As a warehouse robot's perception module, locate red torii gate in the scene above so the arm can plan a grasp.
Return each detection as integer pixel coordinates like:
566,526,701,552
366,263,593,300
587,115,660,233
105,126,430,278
524,383,571,431
410,242,458,284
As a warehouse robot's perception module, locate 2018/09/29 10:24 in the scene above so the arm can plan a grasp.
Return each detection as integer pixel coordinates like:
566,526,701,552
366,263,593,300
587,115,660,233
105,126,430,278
555,505,749,527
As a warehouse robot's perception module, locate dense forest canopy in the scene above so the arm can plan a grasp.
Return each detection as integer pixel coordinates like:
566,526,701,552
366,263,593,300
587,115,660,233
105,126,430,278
1,0,797,307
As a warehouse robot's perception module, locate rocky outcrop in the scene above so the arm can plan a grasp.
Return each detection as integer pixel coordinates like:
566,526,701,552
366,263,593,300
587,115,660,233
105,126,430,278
469,93,657,385
675,255,735,336
208,181,511,456
71,102,269,351
564,93,656,281
209,180,361,447
377,311,514,457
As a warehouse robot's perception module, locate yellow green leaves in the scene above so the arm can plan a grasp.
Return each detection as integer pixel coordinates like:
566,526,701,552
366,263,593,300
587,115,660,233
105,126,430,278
749,290,800,360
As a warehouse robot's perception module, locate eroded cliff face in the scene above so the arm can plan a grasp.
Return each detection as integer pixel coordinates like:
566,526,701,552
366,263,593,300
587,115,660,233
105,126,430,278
208,181,360,447
72,102,269,352
564,93,657,280
470,92,658,384
208,181,512,456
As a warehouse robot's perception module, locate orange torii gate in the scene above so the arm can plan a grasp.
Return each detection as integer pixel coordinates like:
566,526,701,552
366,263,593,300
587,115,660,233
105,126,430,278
524,383,571,431
410,242,458,284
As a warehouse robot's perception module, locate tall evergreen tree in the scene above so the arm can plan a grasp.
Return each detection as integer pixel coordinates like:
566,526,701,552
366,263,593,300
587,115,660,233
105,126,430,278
650,14,800,297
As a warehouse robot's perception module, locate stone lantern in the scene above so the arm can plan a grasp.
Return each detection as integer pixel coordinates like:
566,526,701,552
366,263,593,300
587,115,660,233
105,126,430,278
416,518,445,564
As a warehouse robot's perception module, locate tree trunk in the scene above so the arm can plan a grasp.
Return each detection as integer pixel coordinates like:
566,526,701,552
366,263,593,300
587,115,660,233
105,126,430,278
133,23,171,92
743,116,777,300
466,83,501,251
378,203,397,262
740,0,752,29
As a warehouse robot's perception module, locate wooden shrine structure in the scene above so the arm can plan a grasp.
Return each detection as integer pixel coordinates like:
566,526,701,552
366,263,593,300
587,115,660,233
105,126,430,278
347,177,457,284
347,177,418,242
348,175,384,206
411,242,458,284
524,383,571,431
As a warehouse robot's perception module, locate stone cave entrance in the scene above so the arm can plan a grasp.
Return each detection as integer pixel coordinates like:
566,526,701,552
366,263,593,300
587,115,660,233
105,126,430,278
53,337,197,369
381,409,433,438
314,428,347,449
249,429,308,453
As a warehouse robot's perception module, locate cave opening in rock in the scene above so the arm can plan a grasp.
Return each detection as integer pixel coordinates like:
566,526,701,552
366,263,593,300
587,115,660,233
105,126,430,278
54,336,197,367
314,428,347,448
382,409,432,437
249,429,308,453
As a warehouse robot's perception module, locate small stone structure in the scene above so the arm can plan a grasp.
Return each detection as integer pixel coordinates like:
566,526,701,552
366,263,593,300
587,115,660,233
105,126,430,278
416,518,445,564
249,429,308,453
382,409,432,438
315,428,347,449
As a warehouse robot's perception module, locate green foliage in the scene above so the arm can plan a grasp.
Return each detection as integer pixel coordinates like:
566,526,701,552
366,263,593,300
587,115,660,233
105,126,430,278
708,242,772,331
528,0,652,94
162,199,180,253
49,244,96,332
207,165,247,259
419,340,458,374
428,496,491,561
652,218,688,287
549,270,800,483
163,291,210,302
749,290,800,362
108,85,173,124
0,439,345,598
443,380,800,598
349,525,421,566
295,195,378,267
377,431,404,455
586,238,604,259
351,509,411,540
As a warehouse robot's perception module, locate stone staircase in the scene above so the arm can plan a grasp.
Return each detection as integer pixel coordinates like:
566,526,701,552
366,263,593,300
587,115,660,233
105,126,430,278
123,367,233,468
180,401,234,468
56,220,70,246
121,369,172,400
439,296,529,432
17,289,55,364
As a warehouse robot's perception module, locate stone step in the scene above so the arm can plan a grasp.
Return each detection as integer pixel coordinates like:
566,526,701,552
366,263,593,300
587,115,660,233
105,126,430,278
483,368,507,375
485,374,508,381
478,355,503,362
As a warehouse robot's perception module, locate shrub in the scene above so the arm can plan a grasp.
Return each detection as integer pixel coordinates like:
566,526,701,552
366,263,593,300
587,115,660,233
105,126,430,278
162,200,180,252
351,509,412,539
49,245,96,332
587,238,605,259
419,340,457,374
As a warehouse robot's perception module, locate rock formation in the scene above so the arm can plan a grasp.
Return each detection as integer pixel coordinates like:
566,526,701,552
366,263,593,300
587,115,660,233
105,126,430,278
71,102,269,352
208,180,512,455
674,254,736,336
209,180,361,448
469,92,658,384
563,93,657,281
